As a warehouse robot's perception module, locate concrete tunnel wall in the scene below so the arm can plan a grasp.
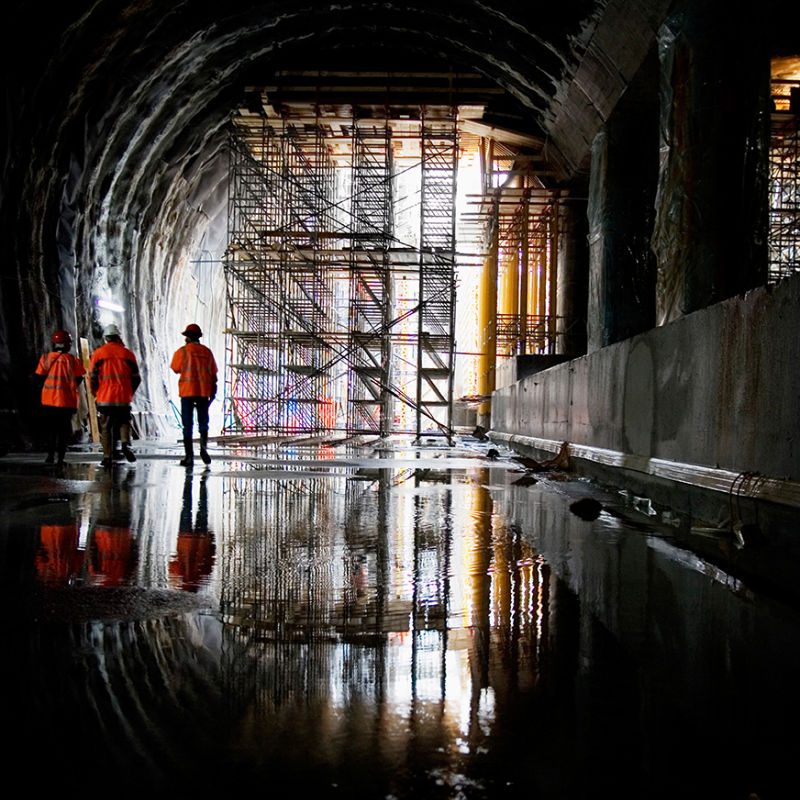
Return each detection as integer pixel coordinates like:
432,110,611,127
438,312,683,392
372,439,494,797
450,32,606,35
490,272,800,485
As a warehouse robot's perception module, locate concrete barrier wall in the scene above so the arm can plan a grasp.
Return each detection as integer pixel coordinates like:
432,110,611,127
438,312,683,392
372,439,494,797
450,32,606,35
491,274,800,482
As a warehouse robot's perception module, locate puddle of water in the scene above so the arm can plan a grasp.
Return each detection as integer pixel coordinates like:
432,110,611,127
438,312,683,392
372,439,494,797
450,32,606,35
0,451,798,798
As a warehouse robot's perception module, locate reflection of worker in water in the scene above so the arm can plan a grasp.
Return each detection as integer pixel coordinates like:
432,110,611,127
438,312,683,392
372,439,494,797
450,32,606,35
89,472,137,586
170,470,215,592
35,522,82,586
35,329,86,465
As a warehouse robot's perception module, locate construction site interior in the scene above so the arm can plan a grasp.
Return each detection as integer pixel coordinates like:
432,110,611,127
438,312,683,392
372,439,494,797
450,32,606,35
220,66,799,445
222,72,562,442
3,5,800,799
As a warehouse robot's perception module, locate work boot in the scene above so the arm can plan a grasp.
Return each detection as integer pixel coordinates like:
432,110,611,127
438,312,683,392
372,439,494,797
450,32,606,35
121,442,136,463
180,438,194,467
199,432,211,465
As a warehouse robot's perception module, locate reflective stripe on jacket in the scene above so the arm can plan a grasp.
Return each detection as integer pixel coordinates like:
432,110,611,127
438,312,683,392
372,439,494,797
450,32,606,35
35,351,86,408
89,341,140,405
170,343,217,397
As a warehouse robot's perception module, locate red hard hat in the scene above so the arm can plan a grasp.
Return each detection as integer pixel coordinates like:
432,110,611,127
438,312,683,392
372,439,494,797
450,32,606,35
182,323,202,337
52,329,71,344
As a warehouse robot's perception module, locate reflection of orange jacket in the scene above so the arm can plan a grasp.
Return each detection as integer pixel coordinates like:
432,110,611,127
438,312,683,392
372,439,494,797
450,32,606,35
170,342,217,397
36,524,82,585
170,531,215,592
90,526,135,586
36,352,86,408
89,341,140,406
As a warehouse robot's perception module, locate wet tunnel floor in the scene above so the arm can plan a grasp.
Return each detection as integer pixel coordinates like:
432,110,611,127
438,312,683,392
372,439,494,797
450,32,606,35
1,440,799,799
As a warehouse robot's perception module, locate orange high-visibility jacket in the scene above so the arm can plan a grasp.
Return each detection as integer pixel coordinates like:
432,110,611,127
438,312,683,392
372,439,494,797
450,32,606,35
170,530,216,592
170,342,217,398
36,524,82,585
90,526,135,587
89,341,141,406
35,351,86,408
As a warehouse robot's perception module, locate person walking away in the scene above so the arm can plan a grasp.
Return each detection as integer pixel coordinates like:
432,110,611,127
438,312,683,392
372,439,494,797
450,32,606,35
35,329,86,465
89,323,141,467
170,323,217,466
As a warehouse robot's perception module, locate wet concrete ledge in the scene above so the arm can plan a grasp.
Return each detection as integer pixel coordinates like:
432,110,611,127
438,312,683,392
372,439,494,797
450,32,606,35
490,274,800,483
489,432,800,509
488,431,800,554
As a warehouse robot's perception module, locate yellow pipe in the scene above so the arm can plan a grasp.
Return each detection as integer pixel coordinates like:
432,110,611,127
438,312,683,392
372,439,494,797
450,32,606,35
548,201,559,351
469,473,492,669
504,231,519,342
519,200,529,354
538,219,547,348
528,223,542,351
527,229,536,320
478,201,499,419
500,231,517,319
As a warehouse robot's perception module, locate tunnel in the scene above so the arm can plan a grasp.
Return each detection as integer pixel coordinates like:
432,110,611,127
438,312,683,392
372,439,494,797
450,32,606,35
2,1,800,798
4,0,612,443
2,0,797,472
1,0,795,455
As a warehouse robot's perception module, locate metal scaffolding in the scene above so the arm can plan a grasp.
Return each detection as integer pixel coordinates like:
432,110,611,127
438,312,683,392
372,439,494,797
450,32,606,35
225,117,339,433
224,99,459,439
417,108,458,442
461,182,562,360
347,122,394,436
492,197,559,356
223,79,561,439
769,81,800,283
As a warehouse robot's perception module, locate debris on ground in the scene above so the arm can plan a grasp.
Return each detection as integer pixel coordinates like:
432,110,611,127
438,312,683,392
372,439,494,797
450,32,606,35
511,441,571,472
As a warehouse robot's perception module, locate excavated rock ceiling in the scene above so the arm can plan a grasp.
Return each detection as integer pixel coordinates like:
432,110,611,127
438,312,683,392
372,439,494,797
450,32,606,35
2,0,665,435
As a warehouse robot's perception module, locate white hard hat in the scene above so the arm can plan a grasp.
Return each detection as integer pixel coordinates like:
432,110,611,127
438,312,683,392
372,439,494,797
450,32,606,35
103,323,121,337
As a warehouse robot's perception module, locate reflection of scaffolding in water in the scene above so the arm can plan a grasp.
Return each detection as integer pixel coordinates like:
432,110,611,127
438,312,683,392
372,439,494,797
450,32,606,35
224,101,459,438
217,468,397,709
219,473,339,707
411,468,452,697
224,118,338,433
217,464,455,707
215,460,553,729
769,85,800,283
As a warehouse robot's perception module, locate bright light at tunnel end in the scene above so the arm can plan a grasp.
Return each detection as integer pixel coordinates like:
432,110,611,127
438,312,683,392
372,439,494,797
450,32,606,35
95,297,125,313
94,297,126,329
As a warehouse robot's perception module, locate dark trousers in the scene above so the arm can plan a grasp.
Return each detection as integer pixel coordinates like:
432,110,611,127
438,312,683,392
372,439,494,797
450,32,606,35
98,405,132,456
43,406,75,458
181,397,209,440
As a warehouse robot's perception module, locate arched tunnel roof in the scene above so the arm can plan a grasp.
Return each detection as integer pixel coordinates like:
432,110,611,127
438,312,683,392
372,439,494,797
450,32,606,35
1,0,670,440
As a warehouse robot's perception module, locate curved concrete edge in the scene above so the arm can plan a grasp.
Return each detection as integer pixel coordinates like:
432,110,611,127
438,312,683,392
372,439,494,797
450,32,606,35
488,431,800,511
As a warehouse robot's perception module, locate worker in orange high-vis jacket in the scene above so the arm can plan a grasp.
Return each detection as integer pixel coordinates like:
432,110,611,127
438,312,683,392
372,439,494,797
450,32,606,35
170,323,217,466
89,323,141,467
35,329,86,465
